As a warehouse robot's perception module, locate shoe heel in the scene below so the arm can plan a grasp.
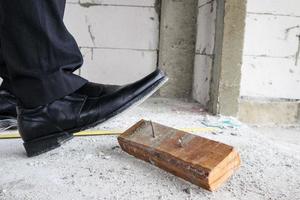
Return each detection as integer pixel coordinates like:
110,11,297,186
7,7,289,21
23,132,73,157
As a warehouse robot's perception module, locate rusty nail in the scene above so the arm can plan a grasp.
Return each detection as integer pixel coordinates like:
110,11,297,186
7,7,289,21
178,137,184,148
150,121,155,138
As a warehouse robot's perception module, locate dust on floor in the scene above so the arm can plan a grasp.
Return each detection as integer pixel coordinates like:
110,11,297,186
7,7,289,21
0,97,299,200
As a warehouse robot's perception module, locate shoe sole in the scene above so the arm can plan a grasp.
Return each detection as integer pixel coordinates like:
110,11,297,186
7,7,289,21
23,75,169,157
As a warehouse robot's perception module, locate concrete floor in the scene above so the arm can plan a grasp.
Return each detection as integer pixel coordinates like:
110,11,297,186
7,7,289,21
0,98,299,200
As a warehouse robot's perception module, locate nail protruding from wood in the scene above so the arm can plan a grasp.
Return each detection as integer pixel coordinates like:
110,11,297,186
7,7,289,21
178,137,184,148
150,121,155,138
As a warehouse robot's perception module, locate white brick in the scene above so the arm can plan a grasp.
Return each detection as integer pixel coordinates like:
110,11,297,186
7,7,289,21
195,0,216,55
198,0,212,7
247,0,300,16
243,14,300,57
80,48,157,84
240,56,300,99
193,0,216,106
67,0,78,3
64,4,159,50
78,0,156,7
193,55,212,106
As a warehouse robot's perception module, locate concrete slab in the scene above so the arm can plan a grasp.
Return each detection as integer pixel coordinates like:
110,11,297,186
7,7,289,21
0,98,299,200
239,99,300,125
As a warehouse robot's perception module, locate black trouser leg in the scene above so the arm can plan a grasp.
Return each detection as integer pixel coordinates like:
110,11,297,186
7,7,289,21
0,40,12,92
0,0,87,108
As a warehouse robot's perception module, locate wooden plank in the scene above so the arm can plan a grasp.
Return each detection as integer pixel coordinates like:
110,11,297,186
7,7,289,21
118,120,241,191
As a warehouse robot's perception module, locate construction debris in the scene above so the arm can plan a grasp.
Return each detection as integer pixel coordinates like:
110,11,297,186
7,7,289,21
202,115,242,129
118,120,241,191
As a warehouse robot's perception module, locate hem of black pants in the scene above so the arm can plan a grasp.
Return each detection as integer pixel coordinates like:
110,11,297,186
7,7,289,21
13,70,88,108
0,79,13,93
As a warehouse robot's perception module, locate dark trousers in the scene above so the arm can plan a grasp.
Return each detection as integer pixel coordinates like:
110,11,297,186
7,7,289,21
0,0,87,107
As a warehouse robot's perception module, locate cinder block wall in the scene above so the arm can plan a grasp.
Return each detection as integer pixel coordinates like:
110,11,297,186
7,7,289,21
65,0,160,85
238,0,300,124
240,0,300,100
193,0,300,124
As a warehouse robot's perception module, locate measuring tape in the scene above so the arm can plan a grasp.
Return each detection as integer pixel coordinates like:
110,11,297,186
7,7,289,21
0,127,218,140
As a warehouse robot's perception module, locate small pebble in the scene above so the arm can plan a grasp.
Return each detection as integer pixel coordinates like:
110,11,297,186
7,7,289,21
285,164,292,168
27,162,34,166
97,151,105,157
122,165,130,170
108,169,114,173
40,161,47,165
111,146,120,150
183,188,191,194
84,154,93,160
90,138,97,142
103,156,111,160
0,189,7,194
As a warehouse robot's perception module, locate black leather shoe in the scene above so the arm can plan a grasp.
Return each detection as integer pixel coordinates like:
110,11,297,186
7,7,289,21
17,69,168,157
0,90,18,130
75,82,121,97
0,82,120,131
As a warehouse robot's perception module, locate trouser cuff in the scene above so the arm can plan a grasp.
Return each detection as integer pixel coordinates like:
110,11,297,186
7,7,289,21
13,71,88,108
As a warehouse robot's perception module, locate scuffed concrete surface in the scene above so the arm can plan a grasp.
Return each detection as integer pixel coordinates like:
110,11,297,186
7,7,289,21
0,97,300,200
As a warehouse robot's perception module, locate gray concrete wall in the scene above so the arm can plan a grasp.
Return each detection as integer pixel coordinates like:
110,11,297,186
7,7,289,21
158,0,198,98
193,0,247,116
211,0,246,116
